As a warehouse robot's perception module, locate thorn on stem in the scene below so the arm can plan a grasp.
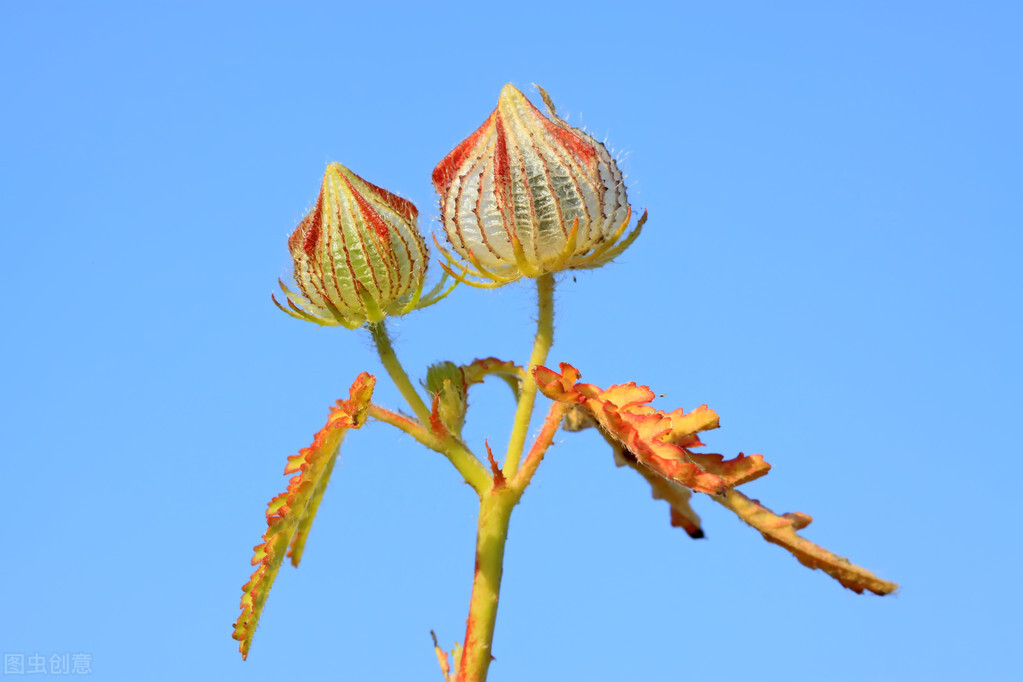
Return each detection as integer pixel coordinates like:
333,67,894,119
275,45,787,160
430,630,452,682
429,393,450,437
484,439,506,488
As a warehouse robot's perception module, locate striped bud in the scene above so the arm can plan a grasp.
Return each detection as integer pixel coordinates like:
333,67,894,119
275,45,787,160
432,84,645,287
274,163,441,328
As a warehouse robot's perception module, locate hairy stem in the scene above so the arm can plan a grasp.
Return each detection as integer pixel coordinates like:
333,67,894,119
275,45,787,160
457,487,518,682
510,401,566,492
367,403,445,450
454,274,559,681
368,324,490,495
502,273,555,478
368,321,432,424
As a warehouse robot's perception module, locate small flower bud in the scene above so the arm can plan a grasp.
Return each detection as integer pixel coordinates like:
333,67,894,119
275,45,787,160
432,84,646,287
425,361,469,435
275,163,448,328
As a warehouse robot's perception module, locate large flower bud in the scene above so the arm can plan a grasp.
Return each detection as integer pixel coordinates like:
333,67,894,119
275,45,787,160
432,84,646,287
275,163,446,328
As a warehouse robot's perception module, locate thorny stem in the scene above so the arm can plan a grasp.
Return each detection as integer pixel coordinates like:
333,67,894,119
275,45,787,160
502,273,556,478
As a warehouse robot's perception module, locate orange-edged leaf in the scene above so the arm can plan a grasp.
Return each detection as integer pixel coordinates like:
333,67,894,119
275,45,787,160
233,372,375,660
713,489,898,595
533,363,582,402
285,453,338,567
608,410,727,494
461,356,524,399
537,363,898,595
558,400,706,535
286,373,374,564
686,451,771,487
663,404,719,445
534,363,727,494
614,447,704,538
596,382,656,411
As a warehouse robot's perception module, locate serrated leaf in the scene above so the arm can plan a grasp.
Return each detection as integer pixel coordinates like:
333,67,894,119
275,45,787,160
233,373,376,660
461,357,523,399
614,447,704,538
686,451,770,488
713,489,897,595
534,363,732,494
535,363,897,595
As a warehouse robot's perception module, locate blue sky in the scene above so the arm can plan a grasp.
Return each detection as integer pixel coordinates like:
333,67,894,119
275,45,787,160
2,1,1020,680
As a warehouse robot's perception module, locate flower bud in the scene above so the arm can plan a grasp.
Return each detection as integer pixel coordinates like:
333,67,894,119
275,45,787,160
275,163,448,328
425,361,469,435
432,84,646,287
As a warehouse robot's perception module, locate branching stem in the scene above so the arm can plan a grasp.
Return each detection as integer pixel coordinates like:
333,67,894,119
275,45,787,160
510,402,566,492
368,322,491,495
369,279,561,681
454,274,559,682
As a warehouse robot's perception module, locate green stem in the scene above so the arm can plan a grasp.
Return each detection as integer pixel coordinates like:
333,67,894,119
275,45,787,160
502,273,555,478
366,403,446,450
456,487,518,682
453,407,563,682
453,274,557,681
368,322,491,495
368,321,432,425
